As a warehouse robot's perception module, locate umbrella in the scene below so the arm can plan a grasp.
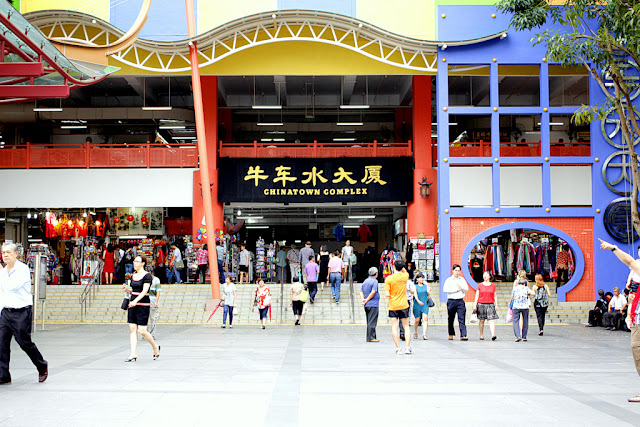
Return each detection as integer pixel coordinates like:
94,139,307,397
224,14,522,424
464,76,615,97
206,302,223,322
229,220,245,235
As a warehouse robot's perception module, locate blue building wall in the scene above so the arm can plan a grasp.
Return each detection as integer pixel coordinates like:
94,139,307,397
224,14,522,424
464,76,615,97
277,0,356,17
435,4,630,302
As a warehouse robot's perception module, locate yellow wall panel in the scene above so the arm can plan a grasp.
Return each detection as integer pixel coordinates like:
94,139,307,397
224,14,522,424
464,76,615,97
357,0,435,40
22,0,110,21
198,0,278,36
108,41,434,76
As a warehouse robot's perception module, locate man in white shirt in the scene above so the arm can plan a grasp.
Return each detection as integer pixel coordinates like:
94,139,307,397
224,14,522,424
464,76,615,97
443,263,469,340
0,243,48,385
603,286,627,330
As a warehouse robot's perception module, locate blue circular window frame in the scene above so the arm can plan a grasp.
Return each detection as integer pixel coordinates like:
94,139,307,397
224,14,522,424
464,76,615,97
461,221,585,303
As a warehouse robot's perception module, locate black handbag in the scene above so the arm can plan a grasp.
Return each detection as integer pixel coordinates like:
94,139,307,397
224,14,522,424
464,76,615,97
427,296,435,308
121,295,130,310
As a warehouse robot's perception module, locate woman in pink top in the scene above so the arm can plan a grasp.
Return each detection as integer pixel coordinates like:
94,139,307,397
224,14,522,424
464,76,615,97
327,250,344,304
473,271,499,341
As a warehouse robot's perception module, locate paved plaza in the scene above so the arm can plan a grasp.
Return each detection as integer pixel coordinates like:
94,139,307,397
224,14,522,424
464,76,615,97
1,323,640,426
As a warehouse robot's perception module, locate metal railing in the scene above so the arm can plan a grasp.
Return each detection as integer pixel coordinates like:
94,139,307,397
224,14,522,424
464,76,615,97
348,260,355,323
79,260,103,322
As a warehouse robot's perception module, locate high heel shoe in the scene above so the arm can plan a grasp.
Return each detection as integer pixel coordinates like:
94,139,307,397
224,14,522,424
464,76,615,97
125,357,137,362
153,346,161,360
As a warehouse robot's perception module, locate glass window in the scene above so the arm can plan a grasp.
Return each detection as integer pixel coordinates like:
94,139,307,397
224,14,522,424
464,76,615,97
500,166,543,207
549,65,589,106
550,166,592,206
448,65,490,106
499,65,540,106
450,166,492,207
448,115,492,157
549,114,590,156
499,114,541,157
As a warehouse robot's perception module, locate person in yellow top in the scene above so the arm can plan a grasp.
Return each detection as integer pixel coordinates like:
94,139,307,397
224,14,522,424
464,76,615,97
385,259,417,355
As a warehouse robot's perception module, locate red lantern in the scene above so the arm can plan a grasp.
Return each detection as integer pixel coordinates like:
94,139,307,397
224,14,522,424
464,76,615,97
127,215,134,221
113,217,120,224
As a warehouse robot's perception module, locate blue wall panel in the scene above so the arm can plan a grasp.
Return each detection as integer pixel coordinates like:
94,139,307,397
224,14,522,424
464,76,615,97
277,0,356,17
110,0,195,42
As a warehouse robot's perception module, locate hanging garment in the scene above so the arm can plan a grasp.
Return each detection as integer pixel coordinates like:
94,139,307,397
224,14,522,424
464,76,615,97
333,224,345,242
357,224,372,243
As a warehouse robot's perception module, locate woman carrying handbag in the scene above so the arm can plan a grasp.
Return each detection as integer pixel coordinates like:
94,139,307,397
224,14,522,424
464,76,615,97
473,271,499,341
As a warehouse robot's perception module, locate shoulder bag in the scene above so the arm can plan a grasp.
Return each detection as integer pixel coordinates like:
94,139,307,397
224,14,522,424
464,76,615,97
121,293,130,310
300,286,309,303
427,296,435,307
175,260,185,270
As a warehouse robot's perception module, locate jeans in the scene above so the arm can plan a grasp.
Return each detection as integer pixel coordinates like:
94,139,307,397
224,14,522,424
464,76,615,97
534,301,548,331
115,264,123,283
217,259,225,284
166,266,182,284
125,263,134,275
330,272,342,302
147,305,159,340
364,306,379,341
512,308,529,338
0,307,47,382
196,264,208,283
290,263,300,282
447,299,467,337
223,305,234,325
307,281,317,302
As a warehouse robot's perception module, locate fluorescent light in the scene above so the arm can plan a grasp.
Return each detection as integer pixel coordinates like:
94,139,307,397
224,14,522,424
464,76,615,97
28,239,43,242
237,216,264,220
0,218,4,221
142,106,172,111
295,240,302,243
340,105,370,109
159,125,186,129
257,122,284,126
333,138,356,141
118,235,148,239
247,226,269,229
267,131,285,134
348,215,375,219
175,136,197,140
272,138,285,142
431,123,458,125
538,122,565,126
337,122,363,126
344,225,360,229
260,138,272,142
252,105,282,110
61,125,87,129
33,107,63,112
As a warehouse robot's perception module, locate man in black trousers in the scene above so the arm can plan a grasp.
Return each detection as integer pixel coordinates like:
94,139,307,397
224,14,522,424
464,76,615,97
0,242,48,385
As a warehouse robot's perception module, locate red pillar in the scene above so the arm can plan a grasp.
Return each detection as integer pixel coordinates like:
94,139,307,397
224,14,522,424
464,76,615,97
201,75,224,231
407,75,438,240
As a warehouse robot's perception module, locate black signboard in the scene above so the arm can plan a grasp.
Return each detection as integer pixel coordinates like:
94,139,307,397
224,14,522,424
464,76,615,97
219,157,414,203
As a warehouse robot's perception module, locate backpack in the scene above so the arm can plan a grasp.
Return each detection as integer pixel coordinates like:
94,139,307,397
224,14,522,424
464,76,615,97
123,251,134,264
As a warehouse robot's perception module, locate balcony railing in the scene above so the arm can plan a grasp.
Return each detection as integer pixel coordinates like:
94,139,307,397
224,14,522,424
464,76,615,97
445,140,590,158
0,142,199,169
219,140,412,158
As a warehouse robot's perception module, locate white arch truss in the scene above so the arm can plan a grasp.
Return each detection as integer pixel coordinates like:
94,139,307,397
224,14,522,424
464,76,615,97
26,9,505,74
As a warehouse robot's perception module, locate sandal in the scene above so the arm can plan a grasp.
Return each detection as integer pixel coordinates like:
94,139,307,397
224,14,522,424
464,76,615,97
422,336,428,340
628,395,640,402
414,333,418,339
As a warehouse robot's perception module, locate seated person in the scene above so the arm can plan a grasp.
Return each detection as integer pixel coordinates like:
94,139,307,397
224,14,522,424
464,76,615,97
618,289,632,332
586,289,609,327
603,286,627,330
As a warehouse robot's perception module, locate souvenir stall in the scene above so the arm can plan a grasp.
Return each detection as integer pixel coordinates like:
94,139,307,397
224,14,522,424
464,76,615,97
255,238,277,283
26,244,57,285
410,237,438,282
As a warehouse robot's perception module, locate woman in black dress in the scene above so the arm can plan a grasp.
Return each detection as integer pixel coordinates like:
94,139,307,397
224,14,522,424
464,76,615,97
122,255,160,362
318,245,330,291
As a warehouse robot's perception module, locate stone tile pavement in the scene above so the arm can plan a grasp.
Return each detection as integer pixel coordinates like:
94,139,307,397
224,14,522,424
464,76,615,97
1,323,640,426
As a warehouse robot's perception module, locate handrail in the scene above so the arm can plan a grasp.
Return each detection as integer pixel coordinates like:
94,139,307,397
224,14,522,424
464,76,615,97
220,139,412,158
279,268,285,324
348,260,355,323
79,259,103,322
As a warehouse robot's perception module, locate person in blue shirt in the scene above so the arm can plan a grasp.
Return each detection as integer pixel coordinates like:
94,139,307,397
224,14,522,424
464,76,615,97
360,267,381,342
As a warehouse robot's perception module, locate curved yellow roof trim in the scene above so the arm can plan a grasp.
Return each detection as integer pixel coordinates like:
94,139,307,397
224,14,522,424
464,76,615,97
26,9,504,73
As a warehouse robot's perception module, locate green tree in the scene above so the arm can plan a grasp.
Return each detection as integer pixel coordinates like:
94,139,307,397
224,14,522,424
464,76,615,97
496,0,640,235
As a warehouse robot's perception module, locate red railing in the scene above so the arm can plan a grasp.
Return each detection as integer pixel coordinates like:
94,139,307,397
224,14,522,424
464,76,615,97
446,140,590,158
0,142,199,169
219,140,412,158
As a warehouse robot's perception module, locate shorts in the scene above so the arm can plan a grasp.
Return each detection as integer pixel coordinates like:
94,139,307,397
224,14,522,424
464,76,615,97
389,308,410,319
292,300,304,315
259,307,269,319
239,265,249,273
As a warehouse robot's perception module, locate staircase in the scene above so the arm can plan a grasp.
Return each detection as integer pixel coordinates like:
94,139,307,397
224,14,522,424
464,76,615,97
37,281,593,326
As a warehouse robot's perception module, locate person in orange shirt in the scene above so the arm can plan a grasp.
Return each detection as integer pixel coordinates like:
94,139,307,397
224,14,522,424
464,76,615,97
385,259,417,355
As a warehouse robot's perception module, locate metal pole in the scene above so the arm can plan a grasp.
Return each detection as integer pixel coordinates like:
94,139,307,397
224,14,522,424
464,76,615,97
184,0,221,301
280,264,284,324
33,254,40,333
349,260,355,323
41,300,45,331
